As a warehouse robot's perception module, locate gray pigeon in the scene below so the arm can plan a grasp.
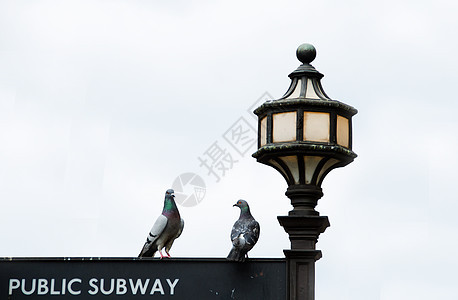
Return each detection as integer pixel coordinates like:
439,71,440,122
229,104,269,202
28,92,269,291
227,200,260,262
139,189,184,258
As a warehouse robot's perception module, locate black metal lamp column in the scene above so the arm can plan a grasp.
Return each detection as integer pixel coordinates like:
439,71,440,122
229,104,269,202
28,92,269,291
253,43,357,300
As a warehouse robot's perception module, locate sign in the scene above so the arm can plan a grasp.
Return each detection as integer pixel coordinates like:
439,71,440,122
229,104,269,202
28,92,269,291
0,257,286,299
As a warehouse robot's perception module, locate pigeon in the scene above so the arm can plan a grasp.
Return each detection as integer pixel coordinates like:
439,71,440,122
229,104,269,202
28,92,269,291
227,200,260,262
138,189,184,258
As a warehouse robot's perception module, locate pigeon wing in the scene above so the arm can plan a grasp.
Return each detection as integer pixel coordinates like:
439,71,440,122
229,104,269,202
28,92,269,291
138,214,168,257
147,214,168,243
230,219,244,241
244,219,260,245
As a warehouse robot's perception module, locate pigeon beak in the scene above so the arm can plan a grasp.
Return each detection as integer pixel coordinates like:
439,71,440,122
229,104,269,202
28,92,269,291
233,204,238,207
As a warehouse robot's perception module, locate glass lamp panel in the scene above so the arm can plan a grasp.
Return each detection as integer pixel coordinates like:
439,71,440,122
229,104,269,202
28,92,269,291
268,159,289,183
316,158,340,185
305,79,320,99
260,117,267,147
337,115,350,148
286,79,302,99
303,112,330,142
304,156,324,184
279,156,300,184
273,112,297,143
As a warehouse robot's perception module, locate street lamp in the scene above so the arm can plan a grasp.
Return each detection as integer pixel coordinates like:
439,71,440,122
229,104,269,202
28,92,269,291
252,43,357,300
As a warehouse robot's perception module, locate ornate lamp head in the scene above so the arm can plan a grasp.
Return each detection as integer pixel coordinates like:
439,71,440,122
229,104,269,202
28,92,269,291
253,43,357,216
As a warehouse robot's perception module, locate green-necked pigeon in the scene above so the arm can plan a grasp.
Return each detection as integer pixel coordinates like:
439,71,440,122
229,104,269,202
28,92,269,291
227,200,260,262
138,189,184,258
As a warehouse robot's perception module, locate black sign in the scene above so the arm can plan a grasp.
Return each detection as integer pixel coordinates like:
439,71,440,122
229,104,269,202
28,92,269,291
0,257,286,299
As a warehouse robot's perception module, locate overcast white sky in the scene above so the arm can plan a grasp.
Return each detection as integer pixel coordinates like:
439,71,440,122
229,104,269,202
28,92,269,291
1,0,458,299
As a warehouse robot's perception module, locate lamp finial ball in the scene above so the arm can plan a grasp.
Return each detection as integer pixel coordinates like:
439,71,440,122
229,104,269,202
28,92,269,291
296,43,316,64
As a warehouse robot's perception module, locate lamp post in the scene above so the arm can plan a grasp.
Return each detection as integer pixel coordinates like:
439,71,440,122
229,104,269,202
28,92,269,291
252,43,357,300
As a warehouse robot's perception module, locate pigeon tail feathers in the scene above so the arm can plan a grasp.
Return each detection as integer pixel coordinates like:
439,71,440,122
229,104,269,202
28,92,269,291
227,247,247,262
